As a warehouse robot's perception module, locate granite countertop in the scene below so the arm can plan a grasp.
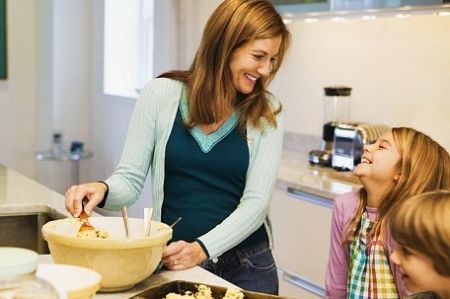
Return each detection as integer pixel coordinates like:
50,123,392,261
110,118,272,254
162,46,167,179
277,150,361,200
0,149,361,215
1,147,360,208
0,165,72,218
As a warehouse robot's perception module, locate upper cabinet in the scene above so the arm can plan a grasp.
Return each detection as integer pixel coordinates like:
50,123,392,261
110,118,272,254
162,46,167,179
269,0,330,13
269,0,448,13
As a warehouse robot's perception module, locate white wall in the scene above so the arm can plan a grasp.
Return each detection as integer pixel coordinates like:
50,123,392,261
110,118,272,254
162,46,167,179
270,14,450,150
52,1,91,149
0,0,93,194
177,0,222,69
36,0,92,193
36,0,54,178
0,0,38,176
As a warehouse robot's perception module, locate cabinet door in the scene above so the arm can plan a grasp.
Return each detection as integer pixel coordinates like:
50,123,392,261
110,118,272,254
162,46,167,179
270,185,332,298
278,269,323,299
270,0,330,13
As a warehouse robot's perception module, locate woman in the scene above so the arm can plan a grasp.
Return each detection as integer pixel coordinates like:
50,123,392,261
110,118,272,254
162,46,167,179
64,0,291,294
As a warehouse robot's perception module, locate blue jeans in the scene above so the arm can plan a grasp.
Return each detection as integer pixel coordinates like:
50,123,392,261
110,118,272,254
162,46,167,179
200,241,279,295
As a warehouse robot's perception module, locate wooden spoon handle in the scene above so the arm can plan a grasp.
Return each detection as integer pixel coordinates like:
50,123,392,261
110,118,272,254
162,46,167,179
79,210,89,223
78,203,95,232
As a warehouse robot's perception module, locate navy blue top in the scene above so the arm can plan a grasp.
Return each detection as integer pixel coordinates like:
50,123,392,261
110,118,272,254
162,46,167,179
162,106,266,255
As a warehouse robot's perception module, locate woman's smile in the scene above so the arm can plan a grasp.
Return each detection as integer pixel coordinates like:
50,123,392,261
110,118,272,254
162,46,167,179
230,36,281,94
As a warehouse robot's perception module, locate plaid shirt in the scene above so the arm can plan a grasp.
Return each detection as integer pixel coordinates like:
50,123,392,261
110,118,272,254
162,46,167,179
347,212,399,299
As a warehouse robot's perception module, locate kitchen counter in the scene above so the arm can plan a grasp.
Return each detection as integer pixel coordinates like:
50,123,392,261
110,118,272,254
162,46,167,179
277,150,361,200
38,255,237,298
0,165,72,218
1,151,360,216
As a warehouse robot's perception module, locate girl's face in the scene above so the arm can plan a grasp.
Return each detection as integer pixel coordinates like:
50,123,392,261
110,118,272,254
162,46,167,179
353,130,401,188
391,246,450,296
229,36,282,94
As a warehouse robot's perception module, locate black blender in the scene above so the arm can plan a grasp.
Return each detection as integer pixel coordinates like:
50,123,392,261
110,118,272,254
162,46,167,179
309,86,352,166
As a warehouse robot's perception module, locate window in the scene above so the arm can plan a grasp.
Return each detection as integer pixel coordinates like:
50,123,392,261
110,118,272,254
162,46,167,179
103,0,154,98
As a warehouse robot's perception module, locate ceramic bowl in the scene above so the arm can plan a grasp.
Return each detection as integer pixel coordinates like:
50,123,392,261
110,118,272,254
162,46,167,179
41,217,172,292
37,264,102,299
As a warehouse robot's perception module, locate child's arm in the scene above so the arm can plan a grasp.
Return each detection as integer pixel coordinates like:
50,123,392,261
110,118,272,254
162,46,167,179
325,193,354,299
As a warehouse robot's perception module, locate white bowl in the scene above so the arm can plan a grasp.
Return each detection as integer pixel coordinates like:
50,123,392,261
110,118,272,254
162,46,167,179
41,217,172,292
37,264,101,299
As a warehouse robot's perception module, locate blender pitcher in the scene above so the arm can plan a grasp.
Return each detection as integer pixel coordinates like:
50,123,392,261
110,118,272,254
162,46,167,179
321,86,352,152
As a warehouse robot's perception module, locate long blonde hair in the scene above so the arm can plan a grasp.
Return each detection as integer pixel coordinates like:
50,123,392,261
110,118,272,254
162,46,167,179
344,127,450,244
159,0,291,133
390,190,450,276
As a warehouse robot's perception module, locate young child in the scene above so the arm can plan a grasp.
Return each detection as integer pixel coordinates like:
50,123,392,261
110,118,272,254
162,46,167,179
325,127,450,299
390,190,450,299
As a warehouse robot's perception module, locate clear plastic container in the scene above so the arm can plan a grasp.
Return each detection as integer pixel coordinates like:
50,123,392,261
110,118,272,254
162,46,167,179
0,247,59,299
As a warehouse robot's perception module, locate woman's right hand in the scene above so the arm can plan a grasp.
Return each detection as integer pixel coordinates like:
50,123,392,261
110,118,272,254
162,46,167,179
64,182,108,217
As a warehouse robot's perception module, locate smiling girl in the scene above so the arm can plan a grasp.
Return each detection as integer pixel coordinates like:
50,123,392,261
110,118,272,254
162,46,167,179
325,127,450,299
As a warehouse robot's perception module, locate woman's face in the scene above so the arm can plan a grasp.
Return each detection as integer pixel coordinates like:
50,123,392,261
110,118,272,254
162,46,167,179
229,36,282,94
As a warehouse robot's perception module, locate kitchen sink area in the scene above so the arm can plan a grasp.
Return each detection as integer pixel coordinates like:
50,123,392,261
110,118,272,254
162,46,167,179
0,210,67,254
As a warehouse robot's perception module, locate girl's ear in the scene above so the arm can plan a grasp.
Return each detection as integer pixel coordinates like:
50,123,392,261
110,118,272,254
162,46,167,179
394,171,401,182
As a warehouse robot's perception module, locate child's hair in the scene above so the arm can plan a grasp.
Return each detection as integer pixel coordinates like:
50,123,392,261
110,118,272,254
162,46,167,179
344,127,450,244
390,190,450,276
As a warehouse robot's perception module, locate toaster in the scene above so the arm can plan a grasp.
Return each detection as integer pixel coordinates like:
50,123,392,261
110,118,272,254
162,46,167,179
332,123,390,171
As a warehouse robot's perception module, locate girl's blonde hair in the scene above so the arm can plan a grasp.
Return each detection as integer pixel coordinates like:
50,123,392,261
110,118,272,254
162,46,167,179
344,127,450,244
159,0,291,133
390,190,450,276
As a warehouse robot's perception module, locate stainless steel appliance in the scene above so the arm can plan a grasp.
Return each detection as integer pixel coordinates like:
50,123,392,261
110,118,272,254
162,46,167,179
309,86,352,166
332,123,390,171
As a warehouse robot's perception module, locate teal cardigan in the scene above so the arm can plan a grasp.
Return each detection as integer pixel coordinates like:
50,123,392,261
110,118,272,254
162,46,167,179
104,78,284,259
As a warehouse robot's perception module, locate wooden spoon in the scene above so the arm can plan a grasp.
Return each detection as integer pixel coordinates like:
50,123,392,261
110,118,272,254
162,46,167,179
78,210,96,234
77,199,97,235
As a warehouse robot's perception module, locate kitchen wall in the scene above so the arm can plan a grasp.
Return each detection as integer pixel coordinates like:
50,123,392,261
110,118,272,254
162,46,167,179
36,0,92,193
271,13,450,151
0,0,92,193
0,0,39,176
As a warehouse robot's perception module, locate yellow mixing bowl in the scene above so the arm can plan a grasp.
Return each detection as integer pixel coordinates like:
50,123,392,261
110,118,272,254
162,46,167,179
42,217,172,292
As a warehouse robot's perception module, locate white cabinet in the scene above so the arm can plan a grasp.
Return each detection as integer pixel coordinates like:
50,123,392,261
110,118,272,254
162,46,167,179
270,185,333,299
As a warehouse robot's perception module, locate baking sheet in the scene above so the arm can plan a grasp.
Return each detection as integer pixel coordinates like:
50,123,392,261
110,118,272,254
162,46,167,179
129,280,292,299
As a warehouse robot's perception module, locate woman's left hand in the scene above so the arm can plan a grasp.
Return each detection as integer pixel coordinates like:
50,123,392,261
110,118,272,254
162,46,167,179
162,241,208,270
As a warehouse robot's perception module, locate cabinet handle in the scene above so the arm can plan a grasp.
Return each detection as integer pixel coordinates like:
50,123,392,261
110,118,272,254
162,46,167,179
280,267,325,297
287,187,333,209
